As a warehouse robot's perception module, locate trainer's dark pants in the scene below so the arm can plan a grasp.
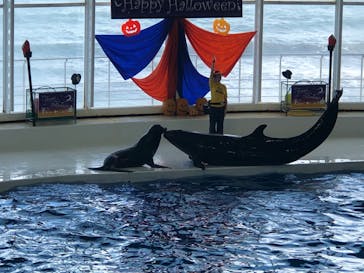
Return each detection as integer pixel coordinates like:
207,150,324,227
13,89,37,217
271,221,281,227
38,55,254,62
209,106,225,134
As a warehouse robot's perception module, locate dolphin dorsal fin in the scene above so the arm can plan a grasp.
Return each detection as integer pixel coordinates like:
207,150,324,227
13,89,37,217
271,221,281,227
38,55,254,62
250,124,267,137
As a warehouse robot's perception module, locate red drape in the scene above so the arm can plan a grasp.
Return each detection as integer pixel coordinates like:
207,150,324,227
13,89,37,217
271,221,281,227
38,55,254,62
130,19,256,102
132,20,179,101
184,19,256,77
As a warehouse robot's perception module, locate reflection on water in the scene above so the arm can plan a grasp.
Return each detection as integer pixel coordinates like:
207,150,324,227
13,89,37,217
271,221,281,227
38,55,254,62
0,173,364,272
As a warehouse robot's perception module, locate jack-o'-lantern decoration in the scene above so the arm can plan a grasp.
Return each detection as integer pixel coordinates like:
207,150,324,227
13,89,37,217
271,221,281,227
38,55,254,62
176,98,189,116
189,106,198,116
162,99,176,116
195,97,208,115
121,19,141,37
213,18,230,36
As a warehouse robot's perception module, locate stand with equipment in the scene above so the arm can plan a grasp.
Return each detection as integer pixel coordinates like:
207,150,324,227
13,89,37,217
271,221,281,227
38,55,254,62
26,86,76,125
281,35,336,116
22,40,77,126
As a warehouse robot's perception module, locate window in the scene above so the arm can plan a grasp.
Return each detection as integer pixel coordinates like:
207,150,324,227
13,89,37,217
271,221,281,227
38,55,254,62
13,4,84,112
0,6,3,112
1,1,364,118
341,5,364,102
262,4,334,102
94,5,163,108
94,2,255,107
190,3,255,104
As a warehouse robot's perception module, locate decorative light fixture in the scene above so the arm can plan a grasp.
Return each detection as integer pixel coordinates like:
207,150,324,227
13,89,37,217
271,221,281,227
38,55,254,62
213,18,230,36
282,70,292,80
71,73,81,90
327,34,336,103
282,70,292,104
328,34,337,52
121,19,141,37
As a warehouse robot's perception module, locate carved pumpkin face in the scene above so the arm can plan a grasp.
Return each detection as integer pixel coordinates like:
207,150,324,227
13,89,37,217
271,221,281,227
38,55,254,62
121,19,141,37
196,98,208,115
213,18,230,36
162,99,176,116
176,98,189,116
189,106,198,116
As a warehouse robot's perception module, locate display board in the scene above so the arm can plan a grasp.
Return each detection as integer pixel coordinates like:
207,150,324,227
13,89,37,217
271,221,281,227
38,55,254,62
291,83,327,109
37,91,76,118
111,0,243,19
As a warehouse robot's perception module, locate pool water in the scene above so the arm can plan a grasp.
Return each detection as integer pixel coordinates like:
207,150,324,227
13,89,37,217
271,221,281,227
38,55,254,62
1,172,364,272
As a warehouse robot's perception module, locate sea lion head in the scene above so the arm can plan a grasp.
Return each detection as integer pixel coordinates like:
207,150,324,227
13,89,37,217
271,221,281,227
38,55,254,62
136,124,166,156
137,124,166,150
149,124,167,135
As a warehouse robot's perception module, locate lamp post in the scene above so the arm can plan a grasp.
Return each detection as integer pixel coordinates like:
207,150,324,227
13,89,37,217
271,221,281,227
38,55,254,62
71,73,81,90
22,40,35,126
282,69,292,101
327,34,336,104
282,69,292,82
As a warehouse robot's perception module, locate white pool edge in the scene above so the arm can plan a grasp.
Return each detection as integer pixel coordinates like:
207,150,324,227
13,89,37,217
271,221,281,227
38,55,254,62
1,160,364,193
2,112,364,192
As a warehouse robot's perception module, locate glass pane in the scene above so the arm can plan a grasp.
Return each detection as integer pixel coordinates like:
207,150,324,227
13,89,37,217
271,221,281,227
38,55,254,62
0,7,3,112
341,5,364,102
15,0,84,3
263,4,334,102
190,4,255,104
14,5,84,112
95,3,255,108
95,5,162,108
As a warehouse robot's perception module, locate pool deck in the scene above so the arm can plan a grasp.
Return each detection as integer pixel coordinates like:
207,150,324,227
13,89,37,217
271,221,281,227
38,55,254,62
1,111,364,192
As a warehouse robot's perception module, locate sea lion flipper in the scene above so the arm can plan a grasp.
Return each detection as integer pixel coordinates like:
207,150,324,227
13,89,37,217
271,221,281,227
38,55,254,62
88,166,132,172
146,159,169,169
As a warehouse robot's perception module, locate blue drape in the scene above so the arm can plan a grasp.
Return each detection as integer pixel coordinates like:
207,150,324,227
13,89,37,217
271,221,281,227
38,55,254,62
96,18,254,105
95,19,172,80
177,21,209,104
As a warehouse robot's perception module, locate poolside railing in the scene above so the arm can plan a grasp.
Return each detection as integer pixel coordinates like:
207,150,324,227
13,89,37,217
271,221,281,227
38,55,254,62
3,53,364,112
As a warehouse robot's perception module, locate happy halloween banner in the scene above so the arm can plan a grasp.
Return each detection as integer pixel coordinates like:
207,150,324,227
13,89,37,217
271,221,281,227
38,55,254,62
111,0,242,19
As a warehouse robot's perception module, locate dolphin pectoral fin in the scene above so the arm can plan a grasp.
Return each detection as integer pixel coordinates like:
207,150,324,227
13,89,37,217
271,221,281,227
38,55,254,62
191,157,206,170
108,167,133,173
88,166,105,171
88,166,132,172
150,163,169,169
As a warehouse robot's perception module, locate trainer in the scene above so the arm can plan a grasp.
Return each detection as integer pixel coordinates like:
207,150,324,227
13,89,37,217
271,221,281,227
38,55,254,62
209,57,227,134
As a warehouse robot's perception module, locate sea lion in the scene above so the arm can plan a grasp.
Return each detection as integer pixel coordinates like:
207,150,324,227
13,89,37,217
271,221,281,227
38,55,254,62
89,124,167,172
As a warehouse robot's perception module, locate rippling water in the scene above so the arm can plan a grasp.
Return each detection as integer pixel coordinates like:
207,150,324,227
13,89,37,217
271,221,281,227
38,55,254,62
1,172,364,272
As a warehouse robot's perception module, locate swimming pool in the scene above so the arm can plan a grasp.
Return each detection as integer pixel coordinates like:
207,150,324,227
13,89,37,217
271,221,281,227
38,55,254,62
1,172,363,272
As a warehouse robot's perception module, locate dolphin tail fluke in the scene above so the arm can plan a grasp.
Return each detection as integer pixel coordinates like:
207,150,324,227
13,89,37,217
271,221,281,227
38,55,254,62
88,166,106,171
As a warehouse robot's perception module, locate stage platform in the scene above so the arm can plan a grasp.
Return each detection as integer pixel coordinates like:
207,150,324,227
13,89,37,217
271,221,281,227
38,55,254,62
1,112,364,192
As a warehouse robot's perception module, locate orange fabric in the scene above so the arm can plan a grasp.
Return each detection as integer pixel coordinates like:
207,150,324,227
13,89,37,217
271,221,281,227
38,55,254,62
184,19,256,77
132,21,179,101
132,19,255,102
